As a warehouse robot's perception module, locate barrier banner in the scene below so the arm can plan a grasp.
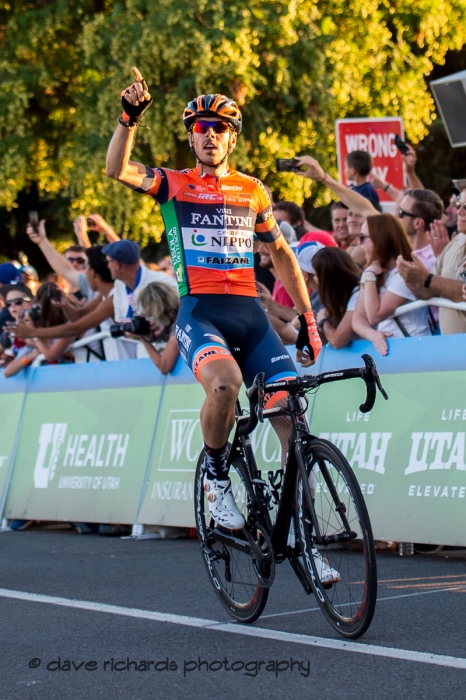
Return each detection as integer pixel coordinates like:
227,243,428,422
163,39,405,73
137,364,204,527
4,361,164,523
4,334,466,545
0,373,28,503
311,370,466,545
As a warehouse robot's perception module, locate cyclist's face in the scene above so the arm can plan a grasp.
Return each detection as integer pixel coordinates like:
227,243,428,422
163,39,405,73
189,118,237,166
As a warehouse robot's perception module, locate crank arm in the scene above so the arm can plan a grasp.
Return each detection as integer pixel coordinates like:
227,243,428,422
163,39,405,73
207,527,251,555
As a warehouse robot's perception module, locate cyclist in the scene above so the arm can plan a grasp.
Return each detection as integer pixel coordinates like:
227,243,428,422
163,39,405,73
106,68,322,534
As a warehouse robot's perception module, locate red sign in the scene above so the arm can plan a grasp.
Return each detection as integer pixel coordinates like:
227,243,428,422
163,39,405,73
336,118,405,202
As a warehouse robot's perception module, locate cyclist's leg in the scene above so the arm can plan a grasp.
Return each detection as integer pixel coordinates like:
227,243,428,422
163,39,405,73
176,296,244,528
239,299,298,469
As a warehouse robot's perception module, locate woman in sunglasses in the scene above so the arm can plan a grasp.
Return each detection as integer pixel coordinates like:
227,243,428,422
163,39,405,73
3,283,74,377
352,213,431,356
0,283,33,364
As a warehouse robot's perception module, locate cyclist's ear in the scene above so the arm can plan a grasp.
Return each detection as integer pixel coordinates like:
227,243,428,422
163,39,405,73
188,131,195,155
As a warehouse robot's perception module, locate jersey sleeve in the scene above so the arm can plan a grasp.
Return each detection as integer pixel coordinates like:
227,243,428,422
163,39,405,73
134,167,173,205
252,180,281,243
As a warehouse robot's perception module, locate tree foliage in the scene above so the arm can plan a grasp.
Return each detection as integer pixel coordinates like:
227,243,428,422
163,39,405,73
0,0,465,248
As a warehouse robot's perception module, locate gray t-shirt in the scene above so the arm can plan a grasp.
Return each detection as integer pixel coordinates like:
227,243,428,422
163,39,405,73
78,273,98,302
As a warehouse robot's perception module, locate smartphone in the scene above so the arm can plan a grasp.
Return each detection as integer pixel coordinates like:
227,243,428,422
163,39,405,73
276,158,299,173
460,270,466,284
28,211,39,233
86,217,94,228
394,134,409,156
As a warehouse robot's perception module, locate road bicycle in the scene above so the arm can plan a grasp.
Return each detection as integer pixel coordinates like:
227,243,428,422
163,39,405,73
194,354,388,639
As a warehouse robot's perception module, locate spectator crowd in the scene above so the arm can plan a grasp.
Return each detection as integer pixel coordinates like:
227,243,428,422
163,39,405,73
1,144,466,383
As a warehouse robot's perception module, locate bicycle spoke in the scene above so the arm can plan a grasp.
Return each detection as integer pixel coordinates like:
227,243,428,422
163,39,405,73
195,449,269,622
296,439,377,638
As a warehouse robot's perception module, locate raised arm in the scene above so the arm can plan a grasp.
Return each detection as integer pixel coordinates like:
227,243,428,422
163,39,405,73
9,296,115,341
403,145,424,190
87,213,120,243
106,67,153,189
294,156,378,219
27,220,81,288
73,216,92,248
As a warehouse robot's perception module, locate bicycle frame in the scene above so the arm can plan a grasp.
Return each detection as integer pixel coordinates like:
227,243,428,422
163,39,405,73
205,355,387,578
226,393,311,559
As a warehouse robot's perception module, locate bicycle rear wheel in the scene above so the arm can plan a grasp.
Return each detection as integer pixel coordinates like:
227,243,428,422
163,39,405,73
194,449,269,623
296,438,377,638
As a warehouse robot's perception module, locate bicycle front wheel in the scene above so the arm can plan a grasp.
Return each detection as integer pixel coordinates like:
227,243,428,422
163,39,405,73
296,438,377,638
194,449,269,623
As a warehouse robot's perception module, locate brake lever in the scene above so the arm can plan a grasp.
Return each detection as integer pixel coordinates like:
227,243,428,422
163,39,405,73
361,353,388,401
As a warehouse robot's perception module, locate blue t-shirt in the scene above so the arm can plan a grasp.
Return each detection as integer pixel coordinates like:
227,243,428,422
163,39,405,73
350,182,382,211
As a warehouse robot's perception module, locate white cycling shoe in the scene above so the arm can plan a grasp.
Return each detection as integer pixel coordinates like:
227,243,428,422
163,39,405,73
311,548,341,584
204,479,246,530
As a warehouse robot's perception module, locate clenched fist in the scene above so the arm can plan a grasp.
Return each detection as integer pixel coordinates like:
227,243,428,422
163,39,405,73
120,67,153,126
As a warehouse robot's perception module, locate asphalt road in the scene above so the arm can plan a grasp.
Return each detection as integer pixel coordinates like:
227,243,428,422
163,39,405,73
1,528,466,700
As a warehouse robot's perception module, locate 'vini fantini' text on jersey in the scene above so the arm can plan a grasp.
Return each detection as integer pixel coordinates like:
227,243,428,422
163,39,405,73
136,167,281,297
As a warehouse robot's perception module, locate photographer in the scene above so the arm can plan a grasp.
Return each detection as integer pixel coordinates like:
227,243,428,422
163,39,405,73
4,283,73,377
122,282,180,373
0,283,34,365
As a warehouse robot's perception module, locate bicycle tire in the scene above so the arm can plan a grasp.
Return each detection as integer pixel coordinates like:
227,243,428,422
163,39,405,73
194,449,269,623
296,438,377,638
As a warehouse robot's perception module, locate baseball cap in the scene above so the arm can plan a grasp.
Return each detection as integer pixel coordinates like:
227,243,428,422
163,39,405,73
0,262,21,285
296,241,325,274
102,240,140,264
0,282,33,299
299,231,337,248
277,220,297,243
20,264,39,282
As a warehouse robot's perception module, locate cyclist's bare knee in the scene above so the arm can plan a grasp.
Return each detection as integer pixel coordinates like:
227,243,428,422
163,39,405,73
200,359,242,407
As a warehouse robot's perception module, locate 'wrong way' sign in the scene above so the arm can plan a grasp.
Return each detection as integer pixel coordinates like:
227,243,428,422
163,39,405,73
336,118,405,202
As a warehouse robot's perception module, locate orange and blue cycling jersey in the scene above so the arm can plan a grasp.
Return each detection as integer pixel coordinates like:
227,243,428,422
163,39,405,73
136,166,281,297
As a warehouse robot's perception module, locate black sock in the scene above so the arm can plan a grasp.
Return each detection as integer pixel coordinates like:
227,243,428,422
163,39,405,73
204,443,229,481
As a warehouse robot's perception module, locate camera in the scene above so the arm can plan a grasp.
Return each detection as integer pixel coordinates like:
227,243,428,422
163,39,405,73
110,315,151,338
276,158,300,173
28,304,42,325
28,211,39,233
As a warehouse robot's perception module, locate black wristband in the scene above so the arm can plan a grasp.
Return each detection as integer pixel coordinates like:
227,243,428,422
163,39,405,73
318,317,331,332
424,273,434,288
118,115,138,128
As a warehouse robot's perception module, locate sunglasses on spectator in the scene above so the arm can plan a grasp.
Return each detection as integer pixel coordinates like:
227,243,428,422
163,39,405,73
66,256,86,265
456,201,466,211
6,297,30,307
191,120,233,134
359,234,371,243
398,207,418,219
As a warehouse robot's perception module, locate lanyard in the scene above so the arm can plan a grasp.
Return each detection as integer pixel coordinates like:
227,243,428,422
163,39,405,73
125,266,142,320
